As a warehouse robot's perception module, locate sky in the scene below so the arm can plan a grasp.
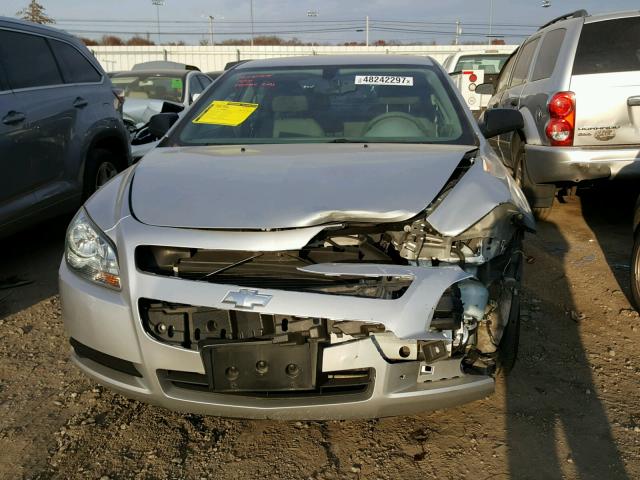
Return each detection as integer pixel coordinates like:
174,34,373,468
2,0,639,45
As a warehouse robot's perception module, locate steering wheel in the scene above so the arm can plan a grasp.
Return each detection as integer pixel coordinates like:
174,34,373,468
362,112,430,138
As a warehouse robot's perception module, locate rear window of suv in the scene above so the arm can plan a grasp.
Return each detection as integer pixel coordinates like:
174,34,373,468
573,17,640,75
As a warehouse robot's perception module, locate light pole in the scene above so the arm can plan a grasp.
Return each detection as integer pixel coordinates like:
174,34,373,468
250,0,255,47
365,15,369,46
454,20,462,46
208,15,214,45
307,10,318,46
487,0,493,44
151,0,164,44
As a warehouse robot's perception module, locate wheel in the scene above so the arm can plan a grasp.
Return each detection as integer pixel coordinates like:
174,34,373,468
83,148,121,198
498,289,521,374
513,141,555,221
630,229,640,311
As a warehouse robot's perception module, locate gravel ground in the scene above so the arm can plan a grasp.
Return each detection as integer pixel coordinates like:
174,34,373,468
1,189,639,480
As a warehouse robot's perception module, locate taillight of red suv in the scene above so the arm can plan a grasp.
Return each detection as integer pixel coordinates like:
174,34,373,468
545,91,576,147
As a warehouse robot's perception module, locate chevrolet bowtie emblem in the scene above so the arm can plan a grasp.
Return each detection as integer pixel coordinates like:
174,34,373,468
222,289,272,309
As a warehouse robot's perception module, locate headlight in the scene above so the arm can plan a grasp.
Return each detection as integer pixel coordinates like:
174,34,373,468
65,209,121,290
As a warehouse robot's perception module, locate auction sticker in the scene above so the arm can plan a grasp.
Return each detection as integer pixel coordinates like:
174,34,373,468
192,101,259,127
355,75,414,86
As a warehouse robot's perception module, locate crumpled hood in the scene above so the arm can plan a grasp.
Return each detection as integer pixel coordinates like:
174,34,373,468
130,143,475,230
123,98,183,125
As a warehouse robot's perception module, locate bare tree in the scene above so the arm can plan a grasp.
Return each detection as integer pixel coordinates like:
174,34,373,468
79,37,98,46
127,36,155,46
16,0,55,24
101,35,124,46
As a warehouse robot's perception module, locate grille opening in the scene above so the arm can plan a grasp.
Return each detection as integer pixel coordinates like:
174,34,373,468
70,338,142,378
139,299,386,351
135,245,411,299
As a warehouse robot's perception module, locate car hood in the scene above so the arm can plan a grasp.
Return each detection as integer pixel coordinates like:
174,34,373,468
130,143,476,230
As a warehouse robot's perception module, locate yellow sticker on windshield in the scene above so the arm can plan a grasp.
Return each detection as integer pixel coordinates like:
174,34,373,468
192,101,259,126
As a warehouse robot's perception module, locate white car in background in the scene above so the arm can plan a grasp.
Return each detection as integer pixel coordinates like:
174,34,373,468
443,50,513,115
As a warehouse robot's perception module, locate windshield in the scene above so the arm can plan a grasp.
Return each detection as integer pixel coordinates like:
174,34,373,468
171,64,476,146
453,55,509,74
111,74,185,103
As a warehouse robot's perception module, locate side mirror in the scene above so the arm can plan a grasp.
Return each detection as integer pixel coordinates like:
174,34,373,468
190,93,201,104
475,82,495,96
478,109,524,138
148,112,179,138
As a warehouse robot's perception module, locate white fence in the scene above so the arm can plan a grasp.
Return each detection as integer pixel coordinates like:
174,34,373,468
91,45,517,73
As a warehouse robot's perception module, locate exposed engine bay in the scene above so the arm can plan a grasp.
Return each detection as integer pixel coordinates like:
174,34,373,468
137,199,526,380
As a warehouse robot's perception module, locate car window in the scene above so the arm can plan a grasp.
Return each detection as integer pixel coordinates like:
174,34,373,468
173,65,476,146
452,54,509,74
573,17,640,75
0,61,9,91
495,53,517,93
189,74,204,98
0,29,63,89
509,38,540,87
111,74,184,103
531,29,566,81
49,39,102,84
197,75,212,89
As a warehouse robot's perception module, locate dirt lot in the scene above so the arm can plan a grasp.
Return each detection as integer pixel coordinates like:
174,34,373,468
1,188,639,480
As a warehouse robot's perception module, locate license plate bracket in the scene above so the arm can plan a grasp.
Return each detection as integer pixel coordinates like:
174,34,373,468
200,341,317,392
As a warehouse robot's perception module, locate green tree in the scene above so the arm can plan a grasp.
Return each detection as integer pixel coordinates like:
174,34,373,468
16,0,55,24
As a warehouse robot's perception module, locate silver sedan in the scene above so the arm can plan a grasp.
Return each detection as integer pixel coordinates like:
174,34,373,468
60,55,533,419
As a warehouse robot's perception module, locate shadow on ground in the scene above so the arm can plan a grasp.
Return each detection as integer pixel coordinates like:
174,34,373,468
579,181,640,303
505,194,632,479
0,214,70,321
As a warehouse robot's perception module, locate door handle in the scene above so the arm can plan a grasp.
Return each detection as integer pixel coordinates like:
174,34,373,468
628,96,640,107
73,97,88,108
2,111,26,125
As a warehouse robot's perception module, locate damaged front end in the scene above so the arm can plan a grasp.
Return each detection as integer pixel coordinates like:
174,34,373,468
133,152,531,400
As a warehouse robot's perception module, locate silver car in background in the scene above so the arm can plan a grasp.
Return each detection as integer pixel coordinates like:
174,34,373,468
60,55,532,419
480,10,640,218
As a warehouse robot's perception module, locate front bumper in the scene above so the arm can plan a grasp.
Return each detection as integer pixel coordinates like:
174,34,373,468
525,144,640,184
59,217,494,419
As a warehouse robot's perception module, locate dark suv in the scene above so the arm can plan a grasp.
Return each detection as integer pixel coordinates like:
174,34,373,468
0,17,130,236
481,10,640,218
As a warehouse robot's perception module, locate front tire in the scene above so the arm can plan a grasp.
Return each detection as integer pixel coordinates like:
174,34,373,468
498,289,521,374
630,229,640,311
83,148,121,199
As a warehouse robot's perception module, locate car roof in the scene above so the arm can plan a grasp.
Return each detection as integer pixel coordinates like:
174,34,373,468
584,10,640,24
0,16,71,38
0,15,89,48
235,55,437,70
